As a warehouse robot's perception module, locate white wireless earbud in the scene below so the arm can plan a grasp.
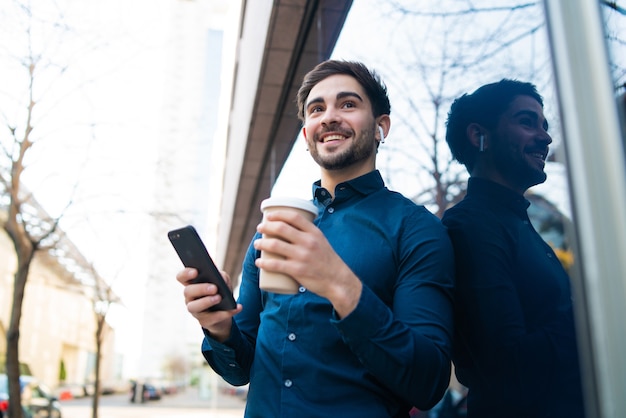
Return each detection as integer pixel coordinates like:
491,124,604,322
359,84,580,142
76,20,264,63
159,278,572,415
378,125,385,143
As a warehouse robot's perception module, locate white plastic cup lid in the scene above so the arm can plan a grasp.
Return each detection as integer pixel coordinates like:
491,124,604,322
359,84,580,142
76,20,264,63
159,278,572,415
260,196,317,216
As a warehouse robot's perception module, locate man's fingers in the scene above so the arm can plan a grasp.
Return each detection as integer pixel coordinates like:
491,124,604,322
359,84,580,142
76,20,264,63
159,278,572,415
176,268,198,285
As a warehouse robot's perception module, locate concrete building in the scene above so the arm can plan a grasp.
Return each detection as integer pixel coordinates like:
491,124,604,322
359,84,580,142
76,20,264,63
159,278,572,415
0,207,118,391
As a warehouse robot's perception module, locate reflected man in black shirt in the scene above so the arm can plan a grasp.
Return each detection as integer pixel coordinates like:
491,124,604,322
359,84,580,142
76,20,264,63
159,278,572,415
442,79,585,417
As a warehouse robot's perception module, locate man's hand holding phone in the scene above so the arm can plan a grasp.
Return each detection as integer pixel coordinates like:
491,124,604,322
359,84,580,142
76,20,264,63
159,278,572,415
176,267,242,342
169,225,242,341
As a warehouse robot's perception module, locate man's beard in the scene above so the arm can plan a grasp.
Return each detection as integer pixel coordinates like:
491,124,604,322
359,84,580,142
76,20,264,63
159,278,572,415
492,142,548,190
310,125,376,170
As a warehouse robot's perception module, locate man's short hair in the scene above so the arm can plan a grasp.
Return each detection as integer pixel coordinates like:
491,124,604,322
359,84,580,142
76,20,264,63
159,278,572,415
296,60,391,122
446,79,543,172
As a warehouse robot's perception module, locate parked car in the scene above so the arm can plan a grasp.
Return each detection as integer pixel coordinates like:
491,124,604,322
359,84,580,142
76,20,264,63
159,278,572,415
0,374,62,418
151,379,178,395
220,383,248,400
54,383,86,400
142,383,161,401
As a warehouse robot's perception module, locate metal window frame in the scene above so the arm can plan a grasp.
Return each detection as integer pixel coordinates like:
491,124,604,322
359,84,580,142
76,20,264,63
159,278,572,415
543,1,626,416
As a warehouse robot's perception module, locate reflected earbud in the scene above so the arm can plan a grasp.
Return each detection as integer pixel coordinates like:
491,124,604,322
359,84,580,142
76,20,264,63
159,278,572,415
378,125,385,143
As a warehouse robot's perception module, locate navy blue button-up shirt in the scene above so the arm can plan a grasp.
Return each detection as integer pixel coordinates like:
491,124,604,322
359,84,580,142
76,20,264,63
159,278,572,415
202,170,455,418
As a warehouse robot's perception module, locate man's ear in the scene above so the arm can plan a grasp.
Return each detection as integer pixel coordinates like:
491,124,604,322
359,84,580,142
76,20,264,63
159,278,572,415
376,115,391,140
467,123,486,150
302,126,308,140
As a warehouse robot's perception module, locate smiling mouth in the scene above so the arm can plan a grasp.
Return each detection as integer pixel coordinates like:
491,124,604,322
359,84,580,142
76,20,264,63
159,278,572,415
321,134,347,143
528,147,549,161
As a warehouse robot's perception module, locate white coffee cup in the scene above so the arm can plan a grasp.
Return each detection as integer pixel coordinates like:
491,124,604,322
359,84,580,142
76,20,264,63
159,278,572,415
259,196,318,294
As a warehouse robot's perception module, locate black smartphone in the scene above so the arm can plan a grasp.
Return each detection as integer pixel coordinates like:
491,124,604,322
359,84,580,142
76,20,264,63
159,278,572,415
167,225,237,311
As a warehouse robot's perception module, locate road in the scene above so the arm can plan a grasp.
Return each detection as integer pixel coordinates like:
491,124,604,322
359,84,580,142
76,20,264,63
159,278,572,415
59,387,246,418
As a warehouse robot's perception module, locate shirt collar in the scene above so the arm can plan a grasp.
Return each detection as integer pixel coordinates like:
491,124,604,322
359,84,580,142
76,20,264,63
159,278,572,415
467,177,531,214
312,170,384,205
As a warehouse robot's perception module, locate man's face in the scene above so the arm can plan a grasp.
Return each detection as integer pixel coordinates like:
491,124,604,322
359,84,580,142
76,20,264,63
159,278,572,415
302,74,378,171
490,95,552,193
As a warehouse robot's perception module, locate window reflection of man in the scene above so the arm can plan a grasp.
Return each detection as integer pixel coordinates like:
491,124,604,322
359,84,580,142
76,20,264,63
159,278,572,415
442,79,585,418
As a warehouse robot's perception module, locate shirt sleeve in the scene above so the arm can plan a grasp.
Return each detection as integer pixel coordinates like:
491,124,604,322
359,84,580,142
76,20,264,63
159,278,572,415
200,322,250,386
200,235,262,386
331,214,455,411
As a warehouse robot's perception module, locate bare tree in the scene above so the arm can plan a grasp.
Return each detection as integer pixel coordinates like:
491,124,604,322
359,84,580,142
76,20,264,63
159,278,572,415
0,2,100,417
601,0,626,92
374,0,625,218
370,1,551,218
87,266,121,418
0,46,67,418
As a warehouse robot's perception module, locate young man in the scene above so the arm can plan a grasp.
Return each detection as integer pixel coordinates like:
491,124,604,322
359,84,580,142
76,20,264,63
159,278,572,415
177,60,455,417
442,79,585,417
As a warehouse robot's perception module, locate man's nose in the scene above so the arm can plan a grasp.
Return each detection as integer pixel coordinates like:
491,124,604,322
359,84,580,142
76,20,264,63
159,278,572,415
538,130,552,145
320,106,341,126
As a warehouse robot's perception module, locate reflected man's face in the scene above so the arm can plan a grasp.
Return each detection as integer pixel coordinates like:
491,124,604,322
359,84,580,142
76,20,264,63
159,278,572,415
490,95,552,193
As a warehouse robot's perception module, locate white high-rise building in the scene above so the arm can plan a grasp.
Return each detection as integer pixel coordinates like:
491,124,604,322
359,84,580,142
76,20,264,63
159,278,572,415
140,0,240,380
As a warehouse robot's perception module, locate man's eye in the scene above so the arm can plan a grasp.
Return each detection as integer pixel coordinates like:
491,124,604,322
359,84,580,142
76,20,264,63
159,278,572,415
309,106,323,113
342,101,355,108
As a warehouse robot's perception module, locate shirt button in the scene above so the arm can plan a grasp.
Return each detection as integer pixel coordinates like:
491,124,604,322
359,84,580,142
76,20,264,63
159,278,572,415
228,363,236,368
547,253,554,258
288,333,296,341
298,286,306,293
328,207,334,213
284,379,293,388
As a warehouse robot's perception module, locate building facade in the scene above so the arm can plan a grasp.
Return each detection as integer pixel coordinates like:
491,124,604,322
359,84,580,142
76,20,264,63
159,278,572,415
0,225,117,391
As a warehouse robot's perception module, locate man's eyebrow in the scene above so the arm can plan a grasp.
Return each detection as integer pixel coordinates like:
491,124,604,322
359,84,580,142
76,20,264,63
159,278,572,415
305,91,364,110
336,91,363,102
513,109,549,131
305,96,324,110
